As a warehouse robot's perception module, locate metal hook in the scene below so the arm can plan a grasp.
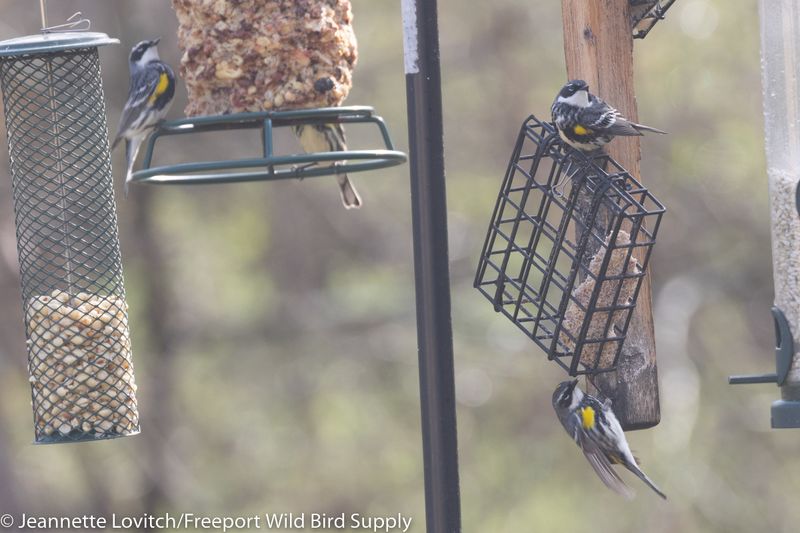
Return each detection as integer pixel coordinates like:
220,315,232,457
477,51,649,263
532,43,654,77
551,153,580,197
42,11,91,34
729,306,795,386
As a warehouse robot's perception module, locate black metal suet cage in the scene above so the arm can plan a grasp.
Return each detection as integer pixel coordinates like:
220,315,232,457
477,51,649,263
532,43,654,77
475,115,665,376
0,32,139,443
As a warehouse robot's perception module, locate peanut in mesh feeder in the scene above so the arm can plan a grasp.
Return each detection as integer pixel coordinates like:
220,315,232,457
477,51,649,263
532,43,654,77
474,115,665,376
0,30,139,444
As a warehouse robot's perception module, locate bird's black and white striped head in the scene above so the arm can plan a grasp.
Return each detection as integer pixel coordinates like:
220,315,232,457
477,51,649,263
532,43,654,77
552,378,583,413
129,38,161,69
556,79,590,108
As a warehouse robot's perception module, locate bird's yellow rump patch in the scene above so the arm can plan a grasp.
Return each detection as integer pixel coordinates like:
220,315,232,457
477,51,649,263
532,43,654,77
573,124,591,136
580,405,595,429
149,73,170,104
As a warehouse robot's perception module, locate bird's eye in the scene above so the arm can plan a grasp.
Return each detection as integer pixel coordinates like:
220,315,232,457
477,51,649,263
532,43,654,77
559,390,571,405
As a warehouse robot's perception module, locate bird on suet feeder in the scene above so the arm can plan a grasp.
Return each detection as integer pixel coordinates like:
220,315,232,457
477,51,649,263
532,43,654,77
551,80,666,152
553,379,667,500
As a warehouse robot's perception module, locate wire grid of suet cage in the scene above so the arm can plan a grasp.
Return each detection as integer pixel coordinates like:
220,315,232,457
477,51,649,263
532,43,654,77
0,31,139,443
474,115,665,376
630,0,677,39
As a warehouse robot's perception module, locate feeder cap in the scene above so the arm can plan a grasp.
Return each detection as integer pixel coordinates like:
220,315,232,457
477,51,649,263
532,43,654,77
0,32,118,57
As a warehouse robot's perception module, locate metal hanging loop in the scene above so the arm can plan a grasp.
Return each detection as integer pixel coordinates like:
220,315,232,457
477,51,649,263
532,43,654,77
41,10,91,34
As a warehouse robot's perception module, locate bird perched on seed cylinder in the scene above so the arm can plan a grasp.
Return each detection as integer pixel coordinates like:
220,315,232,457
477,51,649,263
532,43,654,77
551,80,666,152
552,378,667,500
112,38,176,197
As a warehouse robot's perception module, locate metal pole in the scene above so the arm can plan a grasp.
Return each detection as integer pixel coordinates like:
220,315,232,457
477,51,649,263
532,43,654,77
401,0,462,531
39,0,47,29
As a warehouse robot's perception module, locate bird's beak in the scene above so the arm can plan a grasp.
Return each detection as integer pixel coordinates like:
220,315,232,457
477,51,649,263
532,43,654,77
151,37,161,46
567,378,579,393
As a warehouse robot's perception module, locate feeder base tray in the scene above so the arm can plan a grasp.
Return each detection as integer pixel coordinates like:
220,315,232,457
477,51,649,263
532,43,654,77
130,106,407,186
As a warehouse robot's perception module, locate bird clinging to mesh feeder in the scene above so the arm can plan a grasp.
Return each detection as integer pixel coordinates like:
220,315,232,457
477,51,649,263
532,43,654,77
170,0,361,208
112,38,176,197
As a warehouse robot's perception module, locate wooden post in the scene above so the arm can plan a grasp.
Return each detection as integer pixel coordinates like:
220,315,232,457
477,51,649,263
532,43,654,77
561,0,660,430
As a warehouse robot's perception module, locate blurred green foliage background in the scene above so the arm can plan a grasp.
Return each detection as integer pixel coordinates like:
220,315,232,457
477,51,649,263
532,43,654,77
0,1,794,532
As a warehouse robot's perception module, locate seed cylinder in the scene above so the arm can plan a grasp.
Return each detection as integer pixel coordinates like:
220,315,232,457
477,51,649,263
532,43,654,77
171,0,358,115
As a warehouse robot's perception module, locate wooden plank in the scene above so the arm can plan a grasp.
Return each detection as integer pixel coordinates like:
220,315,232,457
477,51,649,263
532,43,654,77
561,0,660,430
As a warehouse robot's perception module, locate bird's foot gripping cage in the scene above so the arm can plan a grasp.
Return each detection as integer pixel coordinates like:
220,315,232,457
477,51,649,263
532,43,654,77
0,33,139,443
475,115,665,376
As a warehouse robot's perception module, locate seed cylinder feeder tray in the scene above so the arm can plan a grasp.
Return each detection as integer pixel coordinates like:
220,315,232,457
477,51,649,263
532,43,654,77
130,106,406,186
0,32,139,443
474,115,665,376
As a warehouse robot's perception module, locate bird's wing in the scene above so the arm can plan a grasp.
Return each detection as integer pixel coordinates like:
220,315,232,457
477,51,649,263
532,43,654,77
578,98,634,134
111,67,165,149
604,117,646,137
577,427,635,499
324,122,348,151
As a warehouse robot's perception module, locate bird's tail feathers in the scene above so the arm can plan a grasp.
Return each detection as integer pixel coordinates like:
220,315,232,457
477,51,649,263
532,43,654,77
632,122,668,135
625,462,667,500
337,174,362,210
124,137,143,199
111,133,123,152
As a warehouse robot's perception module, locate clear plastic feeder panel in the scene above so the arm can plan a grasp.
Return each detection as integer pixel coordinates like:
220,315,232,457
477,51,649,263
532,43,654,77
761,0,800,387
0,33,139,443
474,116,665,376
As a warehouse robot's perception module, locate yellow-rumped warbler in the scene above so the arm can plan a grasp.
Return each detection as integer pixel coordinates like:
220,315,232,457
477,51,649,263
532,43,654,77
551,80,666,152
292,123,362,209
111,38,175,197
552,379,667,500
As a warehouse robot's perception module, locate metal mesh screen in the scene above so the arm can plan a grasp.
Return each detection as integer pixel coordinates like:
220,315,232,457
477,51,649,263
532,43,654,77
475,115,665,376
0,47,139,443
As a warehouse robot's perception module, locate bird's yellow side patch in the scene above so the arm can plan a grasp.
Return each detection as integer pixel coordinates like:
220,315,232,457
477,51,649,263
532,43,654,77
149,73,170,104
573,124,591,136
580,405,595,429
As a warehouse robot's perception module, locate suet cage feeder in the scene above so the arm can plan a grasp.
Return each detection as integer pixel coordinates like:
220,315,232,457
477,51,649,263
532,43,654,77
474,115,665,376
130,106,406,186
0,32,139,443
630,0,677,39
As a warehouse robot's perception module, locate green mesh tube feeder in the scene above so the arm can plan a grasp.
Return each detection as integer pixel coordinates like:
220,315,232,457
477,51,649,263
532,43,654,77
130,106,406,186
0,31,140,444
